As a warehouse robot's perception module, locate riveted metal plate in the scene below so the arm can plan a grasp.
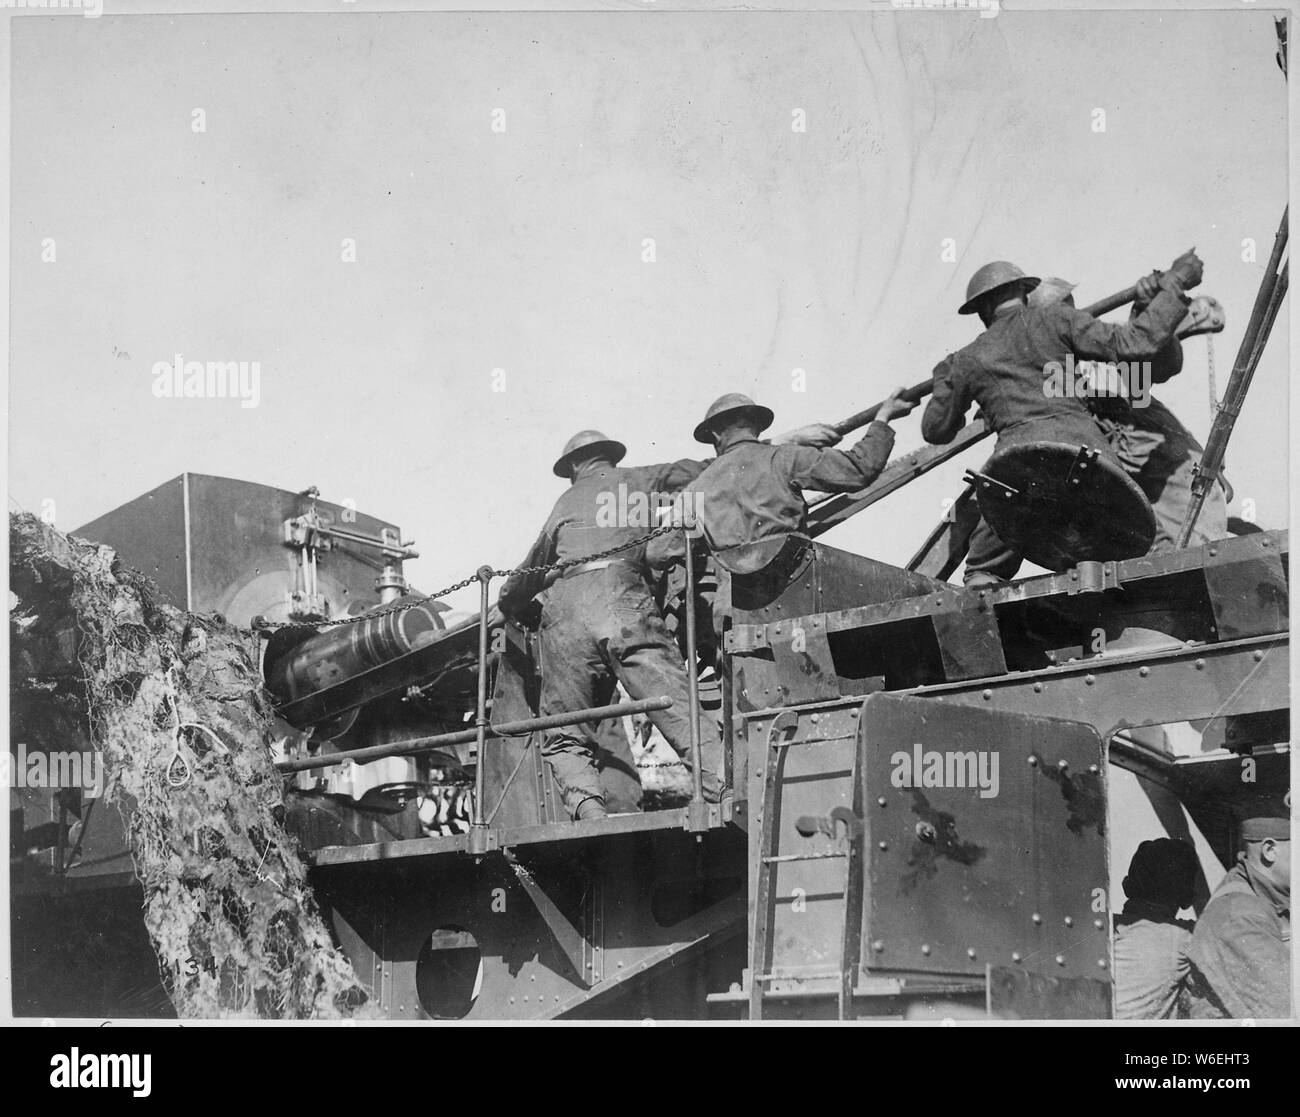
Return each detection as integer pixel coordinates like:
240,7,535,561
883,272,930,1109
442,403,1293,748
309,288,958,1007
1201,534,1288,640
859,693,1107,986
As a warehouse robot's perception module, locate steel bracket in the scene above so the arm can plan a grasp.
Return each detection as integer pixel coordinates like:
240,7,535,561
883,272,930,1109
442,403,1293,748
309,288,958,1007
1065,560,1123,595
963,469,1020,501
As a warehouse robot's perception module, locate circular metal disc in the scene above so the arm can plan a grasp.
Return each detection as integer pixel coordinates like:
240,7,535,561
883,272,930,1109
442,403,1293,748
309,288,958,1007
975,440,1156,571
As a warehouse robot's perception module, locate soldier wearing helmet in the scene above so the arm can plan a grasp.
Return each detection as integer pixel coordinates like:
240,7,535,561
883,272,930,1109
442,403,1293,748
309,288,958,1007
922,251,1202,584
645,387,916,581
499,421,841,821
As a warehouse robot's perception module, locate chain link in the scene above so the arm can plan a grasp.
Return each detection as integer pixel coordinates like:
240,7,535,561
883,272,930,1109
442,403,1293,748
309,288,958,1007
258,522,681,631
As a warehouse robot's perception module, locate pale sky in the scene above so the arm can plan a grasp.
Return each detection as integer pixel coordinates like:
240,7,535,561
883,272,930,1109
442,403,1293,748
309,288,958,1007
7,6,1289,614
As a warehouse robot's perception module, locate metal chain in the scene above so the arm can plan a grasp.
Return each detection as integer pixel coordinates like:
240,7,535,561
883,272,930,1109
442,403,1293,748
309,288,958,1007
258,522,681,631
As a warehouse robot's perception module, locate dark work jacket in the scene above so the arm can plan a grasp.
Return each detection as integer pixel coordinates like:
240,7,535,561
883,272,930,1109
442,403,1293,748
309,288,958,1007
1183,861,1291,1020
498,459,704,621
922,287,1190,450
645,422,895,568
1088,302,1189,433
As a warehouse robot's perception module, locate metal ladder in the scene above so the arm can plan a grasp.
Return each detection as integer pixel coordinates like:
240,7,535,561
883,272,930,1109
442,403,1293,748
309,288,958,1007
748,710,865,1020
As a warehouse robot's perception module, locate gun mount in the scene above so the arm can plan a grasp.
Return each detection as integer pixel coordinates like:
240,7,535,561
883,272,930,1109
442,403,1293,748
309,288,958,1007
12,468,1287,1020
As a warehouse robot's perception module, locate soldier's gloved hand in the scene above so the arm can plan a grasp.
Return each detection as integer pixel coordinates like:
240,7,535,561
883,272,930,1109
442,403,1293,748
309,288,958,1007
1163,249,1203,293
877,386,918,422
771,422,843,448
1133,271,1162,306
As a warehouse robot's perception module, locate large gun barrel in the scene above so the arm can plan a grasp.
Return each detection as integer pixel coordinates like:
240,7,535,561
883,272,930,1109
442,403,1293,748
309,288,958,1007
264,595,448,713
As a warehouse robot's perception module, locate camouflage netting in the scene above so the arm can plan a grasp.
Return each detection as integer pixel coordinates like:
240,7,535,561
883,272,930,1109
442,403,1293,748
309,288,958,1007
10,513,375,1019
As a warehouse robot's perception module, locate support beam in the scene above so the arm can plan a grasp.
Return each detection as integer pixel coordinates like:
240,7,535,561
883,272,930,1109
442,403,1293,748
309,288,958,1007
806,422,989,538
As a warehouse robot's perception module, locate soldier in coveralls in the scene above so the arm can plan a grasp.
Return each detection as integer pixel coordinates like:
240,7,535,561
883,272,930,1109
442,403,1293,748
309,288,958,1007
645,390,916,638
921,252,1203,584
500,424,834,820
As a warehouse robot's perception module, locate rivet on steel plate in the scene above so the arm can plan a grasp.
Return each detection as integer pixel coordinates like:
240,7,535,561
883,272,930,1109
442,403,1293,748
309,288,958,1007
1139,666,1150,677
1089,765,1099,774
982,689,993,700
1032,913,1042,924
877,797,887,808
1057,759,1069,771
1011,952,1022,963
1064,916,1073,927
1055,956,1065,966
967,948,976,959
1195,659,1205,670
1098,959,1107,969
1033,682,1043,693
1084,674,1095,685
878,841,889,851
872,940,884,953
1094,919,1104,930
1027,755,1038,767
1253,650,1265,662
921,944,931,956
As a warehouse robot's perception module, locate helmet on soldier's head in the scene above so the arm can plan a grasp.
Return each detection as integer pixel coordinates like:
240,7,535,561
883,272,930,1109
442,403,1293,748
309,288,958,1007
693,393,775,444
552,430,627,477
959,261,1041,315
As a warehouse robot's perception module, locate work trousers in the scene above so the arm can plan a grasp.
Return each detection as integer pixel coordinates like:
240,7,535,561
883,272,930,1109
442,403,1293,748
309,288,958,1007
1095,417,1228,551
536,564,722,817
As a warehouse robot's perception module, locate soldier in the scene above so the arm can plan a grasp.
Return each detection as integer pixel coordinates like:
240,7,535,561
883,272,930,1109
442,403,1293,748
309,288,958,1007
921,252,1203,585
500,424,835,821
1183,812,1291,1019
1027,275,1229,551
645,389,916,582
1112,838,1199,1019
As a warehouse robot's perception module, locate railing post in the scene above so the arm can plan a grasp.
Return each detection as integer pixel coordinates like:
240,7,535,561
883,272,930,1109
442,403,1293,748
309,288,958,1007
681,517,709,834
468,564,495,856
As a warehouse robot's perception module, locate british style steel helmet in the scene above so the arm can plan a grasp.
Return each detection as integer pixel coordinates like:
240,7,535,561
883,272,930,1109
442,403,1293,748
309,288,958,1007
959,261,1041,315
692,393,776,444
551,430,628,477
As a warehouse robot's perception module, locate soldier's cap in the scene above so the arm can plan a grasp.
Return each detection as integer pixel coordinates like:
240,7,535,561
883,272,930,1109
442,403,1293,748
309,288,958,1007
959,260,1041,315
552,429,627,478
693,393,775,443
1240,812,1290,842
1027,276,1077,310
